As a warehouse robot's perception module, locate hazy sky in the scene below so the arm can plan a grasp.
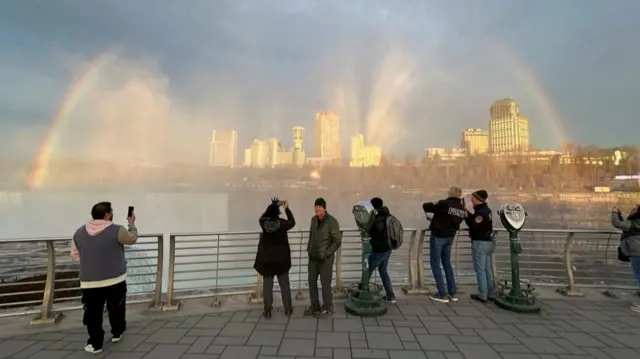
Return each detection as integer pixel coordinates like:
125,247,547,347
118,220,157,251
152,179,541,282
1,0,638,163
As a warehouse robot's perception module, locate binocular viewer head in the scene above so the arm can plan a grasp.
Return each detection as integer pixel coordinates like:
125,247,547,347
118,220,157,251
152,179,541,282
353,201,374,239
498,203,527,232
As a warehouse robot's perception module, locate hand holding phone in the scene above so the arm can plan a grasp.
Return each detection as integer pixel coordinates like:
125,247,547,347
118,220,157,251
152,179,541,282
127,206,135,224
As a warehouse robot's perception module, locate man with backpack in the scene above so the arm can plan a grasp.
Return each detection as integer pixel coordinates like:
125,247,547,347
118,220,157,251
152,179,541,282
367,197,403,303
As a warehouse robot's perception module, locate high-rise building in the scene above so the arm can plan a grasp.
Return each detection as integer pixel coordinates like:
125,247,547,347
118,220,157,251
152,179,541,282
349,134,382,167
292,126,306,167
461,128,489,155
244,137,298,168
489,98,530,153
209,130,237,168
314,112,340,162
248,139,268,168
243,148,252,167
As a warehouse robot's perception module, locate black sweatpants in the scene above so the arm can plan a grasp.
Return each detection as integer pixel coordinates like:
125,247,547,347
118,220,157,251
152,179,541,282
308,254,334,310
82,280,127,349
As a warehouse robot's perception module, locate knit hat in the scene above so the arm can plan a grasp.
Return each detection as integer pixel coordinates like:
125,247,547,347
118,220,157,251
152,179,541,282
370,197,383,210
472,190,488,202
314,197,327,209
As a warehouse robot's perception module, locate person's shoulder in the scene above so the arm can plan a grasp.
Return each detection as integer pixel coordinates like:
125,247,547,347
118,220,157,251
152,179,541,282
73,225,85,236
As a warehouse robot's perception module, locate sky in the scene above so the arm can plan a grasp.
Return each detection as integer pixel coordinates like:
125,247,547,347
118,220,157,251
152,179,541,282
0,0,639,164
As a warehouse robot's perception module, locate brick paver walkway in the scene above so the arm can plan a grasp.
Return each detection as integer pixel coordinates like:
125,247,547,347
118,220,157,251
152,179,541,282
1,296,639,359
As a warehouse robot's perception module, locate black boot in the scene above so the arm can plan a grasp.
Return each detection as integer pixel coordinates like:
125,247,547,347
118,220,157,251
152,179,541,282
263,307,272,319
284,307,293,317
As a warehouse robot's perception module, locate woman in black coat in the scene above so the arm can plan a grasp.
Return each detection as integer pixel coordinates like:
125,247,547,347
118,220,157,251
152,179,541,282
253,198,295,318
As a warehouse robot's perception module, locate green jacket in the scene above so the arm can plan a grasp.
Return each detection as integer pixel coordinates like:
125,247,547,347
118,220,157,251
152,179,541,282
307,213,342,260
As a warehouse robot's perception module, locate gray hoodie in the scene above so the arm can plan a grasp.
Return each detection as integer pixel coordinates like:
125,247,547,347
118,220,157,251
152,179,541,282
611,212,640,257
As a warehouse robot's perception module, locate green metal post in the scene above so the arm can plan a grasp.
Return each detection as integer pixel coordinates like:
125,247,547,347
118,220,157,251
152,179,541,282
360,240,371,291
494,229,541,314
346,203,387,317
508,231,522,297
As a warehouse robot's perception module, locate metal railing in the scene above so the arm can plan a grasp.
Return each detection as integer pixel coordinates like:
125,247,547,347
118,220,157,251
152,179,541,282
0,227,636,326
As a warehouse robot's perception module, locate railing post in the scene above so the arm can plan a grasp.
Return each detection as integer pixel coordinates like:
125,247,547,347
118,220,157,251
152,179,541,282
602,234,616,298
335,242,344,293
556,232,584,297
30,240,63,326
402,230,418,294
414,229,430,294
163,235,181,311
249,274,264,303
295,231,306,301
149,234,164,311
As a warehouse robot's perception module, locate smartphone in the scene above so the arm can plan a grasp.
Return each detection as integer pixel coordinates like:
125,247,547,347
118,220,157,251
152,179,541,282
127,206,134,218
276,201,284,206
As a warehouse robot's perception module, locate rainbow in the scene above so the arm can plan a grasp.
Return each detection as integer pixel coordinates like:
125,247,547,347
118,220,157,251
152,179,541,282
27,55,108,190
494,44,569,146
26,45,569,190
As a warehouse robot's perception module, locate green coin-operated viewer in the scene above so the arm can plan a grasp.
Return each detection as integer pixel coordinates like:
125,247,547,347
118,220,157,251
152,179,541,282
494,203,541,314
345,201,387,317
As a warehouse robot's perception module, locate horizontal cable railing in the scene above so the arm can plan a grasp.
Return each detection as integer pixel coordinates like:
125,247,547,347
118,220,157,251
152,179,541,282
0,234,164,324
0,226,636,325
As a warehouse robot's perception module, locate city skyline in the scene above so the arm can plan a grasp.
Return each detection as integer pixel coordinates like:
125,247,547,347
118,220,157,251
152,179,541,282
2,2,639,165
210,97,543,167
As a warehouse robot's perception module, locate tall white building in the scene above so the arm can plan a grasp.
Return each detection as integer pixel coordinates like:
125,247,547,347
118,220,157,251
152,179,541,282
314,112,340,162
349,134,381,167
292,126,306,167
209,130,238,168
489,98,530,154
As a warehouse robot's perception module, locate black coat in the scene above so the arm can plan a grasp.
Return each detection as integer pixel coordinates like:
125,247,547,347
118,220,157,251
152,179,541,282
253,208,296,277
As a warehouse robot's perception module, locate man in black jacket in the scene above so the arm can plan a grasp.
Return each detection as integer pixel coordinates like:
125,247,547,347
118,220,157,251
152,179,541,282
367,197,396,303
463,190,495,303
422,186,466,303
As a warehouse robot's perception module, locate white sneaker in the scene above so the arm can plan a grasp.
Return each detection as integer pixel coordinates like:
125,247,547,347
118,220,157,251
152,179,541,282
112,334,123,343
84,344,103,354
631,305,640,314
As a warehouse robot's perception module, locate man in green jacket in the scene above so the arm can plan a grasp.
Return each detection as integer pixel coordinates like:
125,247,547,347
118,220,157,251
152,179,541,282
305,198,342,316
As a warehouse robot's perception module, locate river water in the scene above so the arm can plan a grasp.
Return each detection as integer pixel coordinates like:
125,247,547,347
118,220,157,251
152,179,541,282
0,190,229,295
0,190,636,302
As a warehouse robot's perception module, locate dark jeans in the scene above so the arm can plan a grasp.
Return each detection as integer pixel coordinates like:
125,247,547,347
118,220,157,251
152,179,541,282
368,251,395,298
631,256,640,287
429,235,456,296
308,254,334,310
471,240,496,300
263,273,292,311
82,281,127,349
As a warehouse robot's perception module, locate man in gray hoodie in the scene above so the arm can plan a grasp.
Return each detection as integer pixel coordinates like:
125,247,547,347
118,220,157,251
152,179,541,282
71,202,138,354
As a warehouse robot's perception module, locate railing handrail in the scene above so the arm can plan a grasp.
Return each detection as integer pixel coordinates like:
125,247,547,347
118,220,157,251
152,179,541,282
0,226,633,326
0,227,621,242
0,233,164,243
